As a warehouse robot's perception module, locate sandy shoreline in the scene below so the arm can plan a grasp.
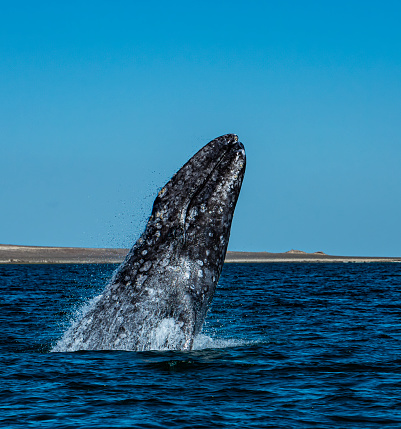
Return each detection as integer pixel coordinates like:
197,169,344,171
1,244,400,264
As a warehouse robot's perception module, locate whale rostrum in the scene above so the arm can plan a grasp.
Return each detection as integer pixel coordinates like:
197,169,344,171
53,134,246,351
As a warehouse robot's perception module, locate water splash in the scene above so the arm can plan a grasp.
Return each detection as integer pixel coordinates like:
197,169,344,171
192,334,253,350
51,293,104,353
51,290,248,353
51,280,189,352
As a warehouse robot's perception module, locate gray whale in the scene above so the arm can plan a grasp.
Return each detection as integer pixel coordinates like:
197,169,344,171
53,134,246,351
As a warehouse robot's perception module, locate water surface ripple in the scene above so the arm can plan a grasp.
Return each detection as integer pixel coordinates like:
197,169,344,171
1,263,401,428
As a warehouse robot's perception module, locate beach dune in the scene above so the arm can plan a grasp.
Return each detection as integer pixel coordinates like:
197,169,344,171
0,245,400,264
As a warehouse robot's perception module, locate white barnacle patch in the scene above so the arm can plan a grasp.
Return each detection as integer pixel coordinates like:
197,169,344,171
140,260,152,272
200,203,206,213
206,250,210,256
179,258,192,280
198,269,203,278
155,231,161,238
160,258,170,267
142,250,148,256
145,287,156,297
188,207,198,220
196,260,204,266
135,274,148,287
208,232,213,237
220,235,225,245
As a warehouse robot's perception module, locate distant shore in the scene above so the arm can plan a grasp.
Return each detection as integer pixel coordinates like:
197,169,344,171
0,244,400,264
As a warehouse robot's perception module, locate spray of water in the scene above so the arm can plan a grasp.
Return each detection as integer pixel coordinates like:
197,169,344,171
51,286,248,353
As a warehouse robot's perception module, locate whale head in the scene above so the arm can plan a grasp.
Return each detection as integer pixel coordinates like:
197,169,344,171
151,134,245,253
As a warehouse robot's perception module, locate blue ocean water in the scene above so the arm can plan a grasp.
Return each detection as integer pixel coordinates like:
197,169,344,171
1,262,401,428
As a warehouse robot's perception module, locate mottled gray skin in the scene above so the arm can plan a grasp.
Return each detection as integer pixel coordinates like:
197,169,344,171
56,134,245,351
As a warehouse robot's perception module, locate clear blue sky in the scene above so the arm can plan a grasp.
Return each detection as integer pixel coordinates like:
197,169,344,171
1,1,400,256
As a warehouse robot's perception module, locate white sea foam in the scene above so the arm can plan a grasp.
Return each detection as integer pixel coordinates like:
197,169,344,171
145,318,186,351
192,334,253,350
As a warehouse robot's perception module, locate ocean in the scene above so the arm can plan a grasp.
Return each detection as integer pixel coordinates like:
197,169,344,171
1,262,401,428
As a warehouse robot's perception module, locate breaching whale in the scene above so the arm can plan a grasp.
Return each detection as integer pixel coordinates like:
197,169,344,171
53,134,246,351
